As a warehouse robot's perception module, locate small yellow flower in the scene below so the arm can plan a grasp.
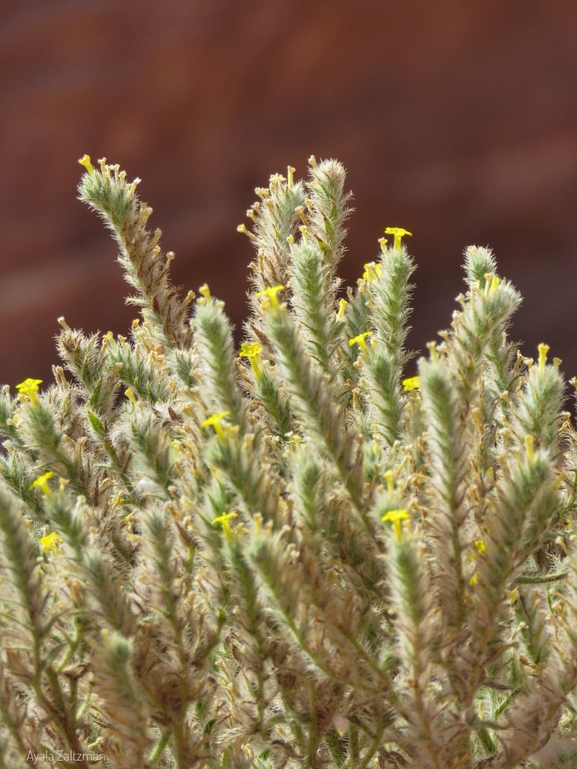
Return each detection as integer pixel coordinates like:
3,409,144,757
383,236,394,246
469,575,478,586
482,273,501,295
198,284,211,300
362,262,383,281
211,512,238,541
16,378,43,403
382,509,410,540
538,343,550,372
384,470,395,492
474,539,487,555
239,342,263,379
239,342,262,358
30,471,54,497
349,331,373,353
255,285,285,310
507,587,520,605
384,227,412,250
336,299,348,320
39,531,62,555
202,411,230,439
427,341,439,361
402,376,419,392
78,154,94,174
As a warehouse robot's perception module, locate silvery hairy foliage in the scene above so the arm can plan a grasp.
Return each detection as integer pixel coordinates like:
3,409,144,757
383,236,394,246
0,154,577,769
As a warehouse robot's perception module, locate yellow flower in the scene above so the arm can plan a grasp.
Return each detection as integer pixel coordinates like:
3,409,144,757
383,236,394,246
507,587,520,605
402,376,419,392
382,509,410,540
212,512,238,541
16,378,43,403
39,531,62,555
255,285,285,310
239,342,262,359
362,262,383,281
239,342,263,379
202,411,230,439
30,471,54,497
538,343,550,372
78,154,94,174
349,331,373,353
469,575,478,586
384,227,412,250
384,470,395,492
336,299,348,320
198,284,211,300
474,539,487,555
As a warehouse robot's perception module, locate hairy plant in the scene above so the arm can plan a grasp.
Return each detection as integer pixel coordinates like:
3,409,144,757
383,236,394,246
1,153,577,768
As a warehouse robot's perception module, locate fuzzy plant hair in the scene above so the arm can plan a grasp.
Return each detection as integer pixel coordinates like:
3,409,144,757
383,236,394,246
1,153,577,769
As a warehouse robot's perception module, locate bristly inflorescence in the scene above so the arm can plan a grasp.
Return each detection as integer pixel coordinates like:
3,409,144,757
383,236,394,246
0,155,576,769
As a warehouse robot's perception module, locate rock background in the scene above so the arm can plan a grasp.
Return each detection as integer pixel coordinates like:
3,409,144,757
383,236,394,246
2,0,577,388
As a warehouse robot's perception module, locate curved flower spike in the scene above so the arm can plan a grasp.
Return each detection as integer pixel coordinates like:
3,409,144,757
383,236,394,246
202,411,230,439
212,512,239,541
255,285,285,310
384,227,412,250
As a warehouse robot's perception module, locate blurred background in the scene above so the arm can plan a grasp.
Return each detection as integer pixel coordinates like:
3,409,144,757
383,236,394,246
2,0,577,388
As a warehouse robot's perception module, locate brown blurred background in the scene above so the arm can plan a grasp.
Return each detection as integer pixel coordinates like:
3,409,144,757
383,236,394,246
2,0,577,388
